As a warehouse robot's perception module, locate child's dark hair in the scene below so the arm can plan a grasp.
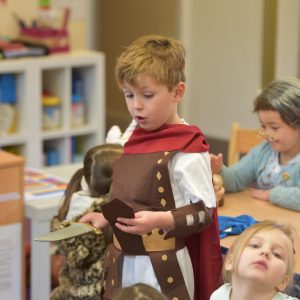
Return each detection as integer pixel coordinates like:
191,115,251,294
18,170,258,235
57,144,123,221
113,283,168,300
253,77,300,129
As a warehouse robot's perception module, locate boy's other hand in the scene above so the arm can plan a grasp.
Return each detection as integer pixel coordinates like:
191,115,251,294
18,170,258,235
115,211,174,235
210,153,223,174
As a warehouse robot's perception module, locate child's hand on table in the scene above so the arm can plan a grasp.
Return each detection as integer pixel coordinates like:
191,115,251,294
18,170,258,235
250,188,270,201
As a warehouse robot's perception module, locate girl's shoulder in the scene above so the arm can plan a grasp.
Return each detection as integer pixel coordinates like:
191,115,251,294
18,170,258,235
273,292,299,300
210,283,231,299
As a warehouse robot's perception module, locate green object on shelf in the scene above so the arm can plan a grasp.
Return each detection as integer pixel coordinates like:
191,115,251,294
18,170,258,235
1,146,22,156
39,0,51,9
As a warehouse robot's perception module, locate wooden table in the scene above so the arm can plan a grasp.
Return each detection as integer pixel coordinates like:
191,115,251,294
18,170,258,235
217,190,300,273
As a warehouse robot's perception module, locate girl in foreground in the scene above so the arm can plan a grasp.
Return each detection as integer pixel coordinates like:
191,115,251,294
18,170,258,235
210,220,298,300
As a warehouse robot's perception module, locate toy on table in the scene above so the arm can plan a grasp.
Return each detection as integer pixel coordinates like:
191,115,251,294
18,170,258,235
213,174,225,206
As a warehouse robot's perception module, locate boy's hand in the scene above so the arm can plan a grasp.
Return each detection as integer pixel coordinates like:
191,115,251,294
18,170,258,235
250,188,270,201
79,212,108,229
210,153,223,174
115,211,174,235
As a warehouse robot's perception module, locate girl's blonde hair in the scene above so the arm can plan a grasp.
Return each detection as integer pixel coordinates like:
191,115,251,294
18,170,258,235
115,34,186,91
57,143,123,221
223,220,296,287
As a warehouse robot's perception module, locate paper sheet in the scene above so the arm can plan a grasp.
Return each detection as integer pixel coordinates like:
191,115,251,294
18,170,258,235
0,223,22,300
25,167,67,201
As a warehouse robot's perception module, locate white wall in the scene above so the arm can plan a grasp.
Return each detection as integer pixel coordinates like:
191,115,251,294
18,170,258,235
275,0,300,78
180,0,264,140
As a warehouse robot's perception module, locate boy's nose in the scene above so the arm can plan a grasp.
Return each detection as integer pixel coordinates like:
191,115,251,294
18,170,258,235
133,97,143,109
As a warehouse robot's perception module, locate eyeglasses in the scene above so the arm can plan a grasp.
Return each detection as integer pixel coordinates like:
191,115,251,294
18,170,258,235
257,128,275,142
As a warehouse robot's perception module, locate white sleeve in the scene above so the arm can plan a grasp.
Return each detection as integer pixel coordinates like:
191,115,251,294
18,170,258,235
168,151,216,208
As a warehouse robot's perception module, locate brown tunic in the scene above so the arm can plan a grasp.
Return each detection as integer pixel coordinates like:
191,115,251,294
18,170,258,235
102,151,211,300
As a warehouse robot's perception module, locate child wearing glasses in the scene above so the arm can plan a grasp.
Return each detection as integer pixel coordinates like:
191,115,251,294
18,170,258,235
210,77,300,211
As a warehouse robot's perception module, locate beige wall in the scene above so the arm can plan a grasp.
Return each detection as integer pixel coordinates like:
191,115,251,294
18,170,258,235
95,0,181,131
275,0,300,78
0,0,87,49
95,0,300,140
180,0,264,140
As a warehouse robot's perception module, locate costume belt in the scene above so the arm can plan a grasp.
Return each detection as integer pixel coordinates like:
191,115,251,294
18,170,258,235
113,228,185,253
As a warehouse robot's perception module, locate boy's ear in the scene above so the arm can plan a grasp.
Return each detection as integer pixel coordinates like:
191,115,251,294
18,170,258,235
173,81,185,102
276,274,289,292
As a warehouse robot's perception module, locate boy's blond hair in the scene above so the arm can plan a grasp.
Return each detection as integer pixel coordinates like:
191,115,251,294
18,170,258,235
115,35,186,91
223,220,297,287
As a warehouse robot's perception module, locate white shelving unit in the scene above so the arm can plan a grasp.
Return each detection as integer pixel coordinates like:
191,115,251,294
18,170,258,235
0,51,105,167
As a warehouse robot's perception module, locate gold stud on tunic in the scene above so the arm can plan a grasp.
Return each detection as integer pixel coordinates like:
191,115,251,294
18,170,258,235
156,171,162,180
158,186,164,193
167,277,174,284
157,159,163,164
161,254,168,261
160,198,166,207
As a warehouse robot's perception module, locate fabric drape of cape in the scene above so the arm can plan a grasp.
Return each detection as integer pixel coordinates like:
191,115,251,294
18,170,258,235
125,124,223,300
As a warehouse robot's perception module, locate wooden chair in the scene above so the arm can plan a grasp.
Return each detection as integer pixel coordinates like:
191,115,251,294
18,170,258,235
227,122,264,166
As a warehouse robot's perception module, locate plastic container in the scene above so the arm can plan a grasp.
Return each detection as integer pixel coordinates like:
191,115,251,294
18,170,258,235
45,148,60,166
0,74,17,136
42,94,61,130
71,70,85,127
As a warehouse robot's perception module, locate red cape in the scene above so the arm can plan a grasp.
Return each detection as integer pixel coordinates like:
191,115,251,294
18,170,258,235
124,124,209,154
124,124,222,300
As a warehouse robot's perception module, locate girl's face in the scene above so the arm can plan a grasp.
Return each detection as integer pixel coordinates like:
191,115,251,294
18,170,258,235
121,74,185,131
258,110,300,158
228,229,291,291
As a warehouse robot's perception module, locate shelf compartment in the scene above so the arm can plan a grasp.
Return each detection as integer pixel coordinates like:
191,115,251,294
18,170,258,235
1,144,26,158
0,71,27,136
70,134,96,163
41,68,69,131
43,138,68,166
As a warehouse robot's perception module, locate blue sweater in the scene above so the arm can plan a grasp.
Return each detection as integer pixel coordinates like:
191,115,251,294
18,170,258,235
221,141,300,211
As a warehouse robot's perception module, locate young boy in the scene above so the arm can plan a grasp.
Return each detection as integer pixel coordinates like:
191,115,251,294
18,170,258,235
80,34,222,300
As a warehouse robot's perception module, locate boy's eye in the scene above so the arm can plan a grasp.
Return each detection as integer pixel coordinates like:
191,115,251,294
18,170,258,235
144,93,154,99
273,252,282,259
124,93,134,98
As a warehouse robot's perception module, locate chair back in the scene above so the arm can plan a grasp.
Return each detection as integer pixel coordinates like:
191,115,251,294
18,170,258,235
227,122,264,166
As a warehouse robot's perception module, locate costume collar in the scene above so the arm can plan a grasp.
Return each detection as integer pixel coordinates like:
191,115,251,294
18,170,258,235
124,124,209,154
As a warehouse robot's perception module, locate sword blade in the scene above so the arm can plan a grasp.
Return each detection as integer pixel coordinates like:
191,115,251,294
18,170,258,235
34,222,99,242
